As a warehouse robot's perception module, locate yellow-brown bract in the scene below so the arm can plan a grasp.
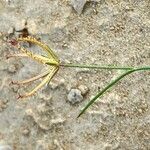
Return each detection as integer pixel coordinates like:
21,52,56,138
13,36,60,98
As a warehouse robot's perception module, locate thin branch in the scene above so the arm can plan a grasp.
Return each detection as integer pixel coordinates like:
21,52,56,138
60,63,134,70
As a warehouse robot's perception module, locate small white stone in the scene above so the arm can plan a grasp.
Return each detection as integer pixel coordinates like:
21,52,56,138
27,19,37,35
59,78,65,86
78,84,89,96
7,27,14,34
49,78,65,90
15,19,26,31
25,109,34,116
49,81,59,90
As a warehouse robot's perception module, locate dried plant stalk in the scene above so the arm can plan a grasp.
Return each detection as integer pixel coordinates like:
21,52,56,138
9,37,150,117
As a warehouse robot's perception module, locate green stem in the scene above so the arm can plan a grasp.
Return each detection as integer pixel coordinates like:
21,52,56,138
60,63,134,70
77,67,150,118
60,63,150,117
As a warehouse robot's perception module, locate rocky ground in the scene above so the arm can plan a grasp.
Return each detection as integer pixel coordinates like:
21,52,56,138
0,0,150,149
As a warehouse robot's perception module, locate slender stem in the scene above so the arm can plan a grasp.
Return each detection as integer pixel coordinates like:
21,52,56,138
60,63,134,70
77,67,150,118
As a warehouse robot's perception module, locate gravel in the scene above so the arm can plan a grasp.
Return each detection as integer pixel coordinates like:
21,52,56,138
67,89,83,104
0,0,150,149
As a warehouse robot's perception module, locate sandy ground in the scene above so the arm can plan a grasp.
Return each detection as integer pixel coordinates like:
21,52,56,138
0,0,150,149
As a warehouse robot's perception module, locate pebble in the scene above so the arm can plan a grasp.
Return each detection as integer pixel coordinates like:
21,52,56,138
49,78,65,90
15,19,27,31
49,82,59,90
27,19,37,35
78,84,89,96
7,27,14,35
67,89,83,104
71,0,87,15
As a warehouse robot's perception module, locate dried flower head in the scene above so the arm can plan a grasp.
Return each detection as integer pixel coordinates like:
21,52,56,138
10,36,60,99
